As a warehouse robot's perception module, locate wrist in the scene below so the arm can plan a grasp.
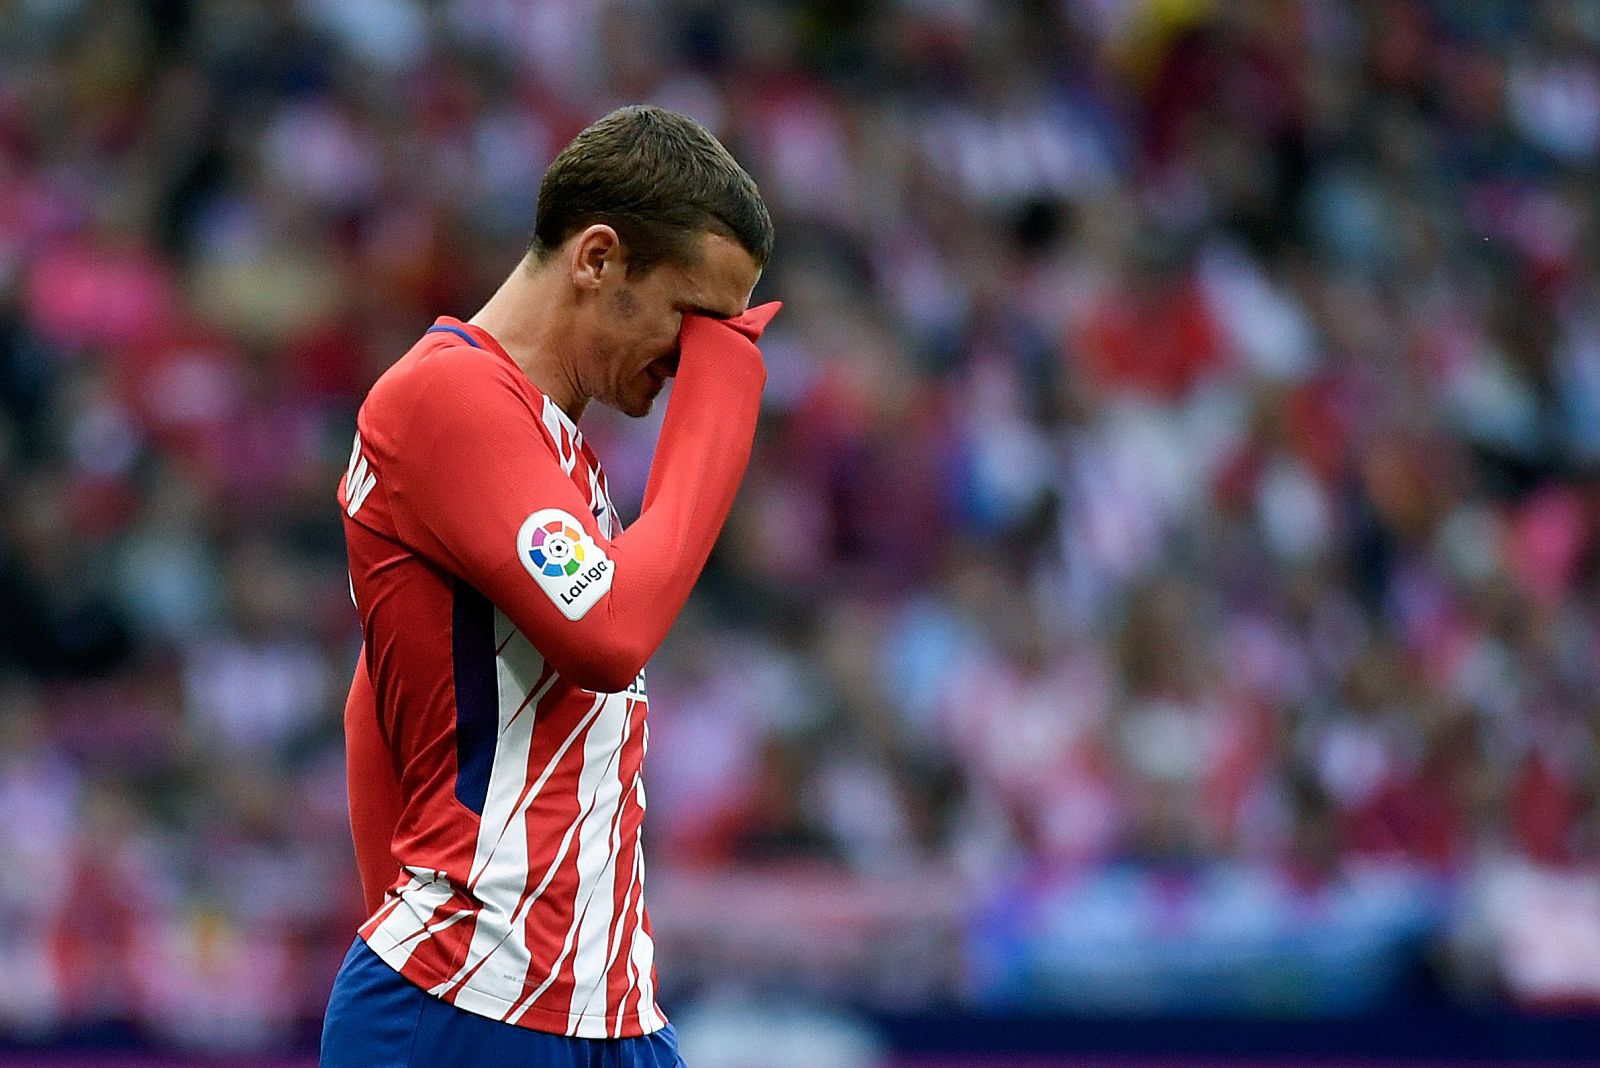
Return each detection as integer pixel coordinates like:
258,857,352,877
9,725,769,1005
674,318,768,391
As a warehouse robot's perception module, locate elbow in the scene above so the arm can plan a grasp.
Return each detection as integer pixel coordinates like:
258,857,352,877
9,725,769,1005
550,638,649,695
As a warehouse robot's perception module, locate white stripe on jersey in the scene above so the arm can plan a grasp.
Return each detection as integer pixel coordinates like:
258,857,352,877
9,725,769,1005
566,697,638,1030
448,692,607,1021
627,778,664,1034
366,868,459,970
541,398,579,475
427,617,549,1002
466,617,550,888
434,660,610,1008
504,689,631,1033
634,722,662,1033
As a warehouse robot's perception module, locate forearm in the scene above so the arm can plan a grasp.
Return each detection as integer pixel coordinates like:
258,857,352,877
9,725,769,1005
573,342,765,685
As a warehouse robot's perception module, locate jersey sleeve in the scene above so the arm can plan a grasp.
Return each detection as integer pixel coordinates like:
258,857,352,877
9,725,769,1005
377,310,771,693
343,651,402,915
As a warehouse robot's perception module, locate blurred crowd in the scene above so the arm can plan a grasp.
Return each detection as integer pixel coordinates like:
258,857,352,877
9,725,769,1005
4,0,1600,1050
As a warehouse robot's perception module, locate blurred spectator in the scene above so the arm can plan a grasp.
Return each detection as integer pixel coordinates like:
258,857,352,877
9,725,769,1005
3,0,1600,1050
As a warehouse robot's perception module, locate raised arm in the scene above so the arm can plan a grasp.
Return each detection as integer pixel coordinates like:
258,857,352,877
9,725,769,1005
382,305,777,693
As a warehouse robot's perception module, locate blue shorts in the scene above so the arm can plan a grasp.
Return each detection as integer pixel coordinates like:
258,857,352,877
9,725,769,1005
320,938,686,1068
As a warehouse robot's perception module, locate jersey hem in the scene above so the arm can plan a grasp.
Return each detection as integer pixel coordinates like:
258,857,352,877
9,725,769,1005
359,934,666,1040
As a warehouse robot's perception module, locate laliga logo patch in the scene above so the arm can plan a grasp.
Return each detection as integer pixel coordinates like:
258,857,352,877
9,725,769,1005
518,509,613,620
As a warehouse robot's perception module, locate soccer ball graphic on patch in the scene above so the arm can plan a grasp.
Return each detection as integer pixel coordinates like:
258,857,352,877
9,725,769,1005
527,520,586,578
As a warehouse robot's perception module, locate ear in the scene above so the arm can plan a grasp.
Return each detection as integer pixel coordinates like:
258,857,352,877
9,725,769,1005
568,224,623,292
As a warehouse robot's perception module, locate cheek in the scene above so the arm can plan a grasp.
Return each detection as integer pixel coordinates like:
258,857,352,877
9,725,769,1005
612,287,638,319
644,318,678,361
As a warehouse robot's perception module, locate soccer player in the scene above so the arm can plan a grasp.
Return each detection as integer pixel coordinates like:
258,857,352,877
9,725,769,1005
320,105,777,1067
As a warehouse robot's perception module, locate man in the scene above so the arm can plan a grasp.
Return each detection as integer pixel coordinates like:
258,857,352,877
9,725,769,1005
321,105,777,1067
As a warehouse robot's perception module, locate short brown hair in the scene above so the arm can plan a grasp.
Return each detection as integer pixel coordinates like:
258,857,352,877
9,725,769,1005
530,105,774,274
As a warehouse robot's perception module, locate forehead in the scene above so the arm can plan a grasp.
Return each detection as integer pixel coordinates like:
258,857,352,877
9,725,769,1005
665,232,761,313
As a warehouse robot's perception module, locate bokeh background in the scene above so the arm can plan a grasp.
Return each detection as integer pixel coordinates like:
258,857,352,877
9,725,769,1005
4,0,1600,1064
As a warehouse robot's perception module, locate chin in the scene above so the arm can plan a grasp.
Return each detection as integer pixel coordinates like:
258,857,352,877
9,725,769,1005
612,380,665,418
610,391,655,419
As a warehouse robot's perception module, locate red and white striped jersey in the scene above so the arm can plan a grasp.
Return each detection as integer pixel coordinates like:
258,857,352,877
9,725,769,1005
340,321,651,1038
338,307,771,1039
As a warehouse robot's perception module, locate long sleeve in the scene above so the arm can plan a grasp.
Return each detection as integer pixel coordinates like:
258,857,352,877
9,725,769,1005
343,651,402,915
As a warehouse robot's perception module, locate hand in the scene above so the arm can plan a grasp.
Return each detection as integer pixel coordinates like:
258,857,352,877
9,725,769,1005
677,301,781,382
720,301,782,342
